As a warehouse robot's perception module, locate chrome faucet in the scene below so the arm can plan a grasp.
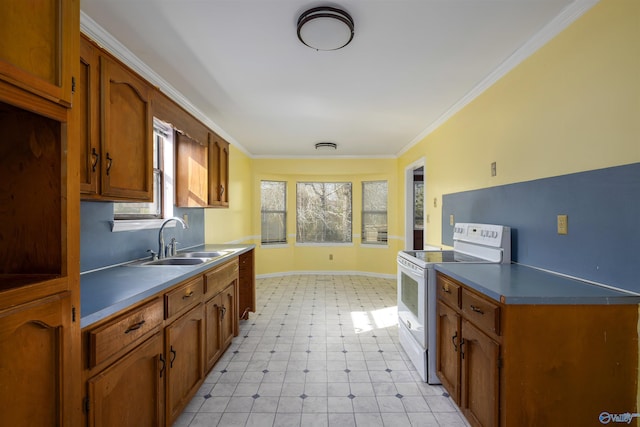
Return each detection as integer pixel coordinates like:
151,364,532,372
158,217,188,258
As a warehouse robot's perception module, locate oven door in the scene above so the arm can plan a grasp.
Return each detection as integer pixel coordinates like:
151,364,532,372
397,259,426,348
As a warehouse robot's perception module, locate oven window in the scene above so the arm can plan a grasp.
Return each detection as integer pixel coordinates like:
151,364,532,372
401,273,419,318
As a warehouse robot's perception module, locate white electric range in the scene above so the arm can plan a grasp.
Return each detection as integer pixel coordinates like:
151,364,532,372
396,223,511,383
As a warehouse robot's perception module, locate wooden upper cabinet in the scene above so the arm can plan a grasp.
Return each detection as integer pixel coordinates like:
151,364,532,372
176,132,209,207
0,0,78,106
79,36,100,195
100,55,153,201
208,132,229,207
79,35,153,201
175,131,230,208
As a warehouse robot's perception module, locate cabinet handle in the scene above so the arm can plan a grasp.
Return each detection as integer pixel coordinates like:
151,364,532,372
105,152,113,176
124,320,146,334
182,291,194,299
219,185,225,198
470,305,485,315
452,332,458,352
159,354,166,378
91,148,99,172
460,338,466,359
170,346,177,368
442,286,451,294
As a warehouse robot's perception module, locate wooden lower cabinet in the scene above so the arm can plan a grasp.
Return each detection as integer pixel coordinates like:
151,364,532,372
87,333,164,427
165,303,205,426
460,320,499,427
205,283,236,372
436,272,639,427
0,292,74,427
238,249,255,320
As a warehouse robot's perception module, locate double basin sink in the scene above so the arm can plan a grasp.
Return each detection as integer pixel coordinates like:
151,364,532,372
128,249,236,267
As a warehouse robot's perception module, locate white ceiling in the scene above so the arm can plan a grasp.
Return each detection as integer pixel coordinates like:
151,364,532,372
80,0,597,158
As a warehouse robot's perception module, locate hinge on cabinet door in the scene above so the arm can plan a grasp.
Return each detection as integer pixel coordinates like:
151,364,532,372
72,76,76,93
72,306,76,323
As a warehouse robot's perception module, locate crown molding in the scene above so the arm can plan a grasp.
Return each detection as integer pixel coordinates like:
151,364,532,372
397,0,601,157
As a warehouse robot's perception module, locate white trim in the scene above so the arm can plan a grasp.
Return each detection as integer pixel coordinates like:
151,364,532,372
256,271,396,281
111,219,177,233
397,0,601,157
260,243,290,249
404,158,425,251
295,242,354,247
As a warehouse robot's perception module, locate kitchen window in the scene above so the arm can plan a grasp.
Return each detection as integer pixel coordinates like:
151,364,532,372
296,182,352,244
112,119,175,231
260,180,287,244
362,180,388,245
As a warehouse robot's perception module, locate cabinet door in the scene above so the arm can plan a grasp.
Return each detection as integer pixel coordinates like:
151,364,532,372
461,320,499,427
220,283,236,347
87,333,164,427
208,133,229,207
204,294,224,372
0,292,74,426
0,0,77,106
100,56,153,201
165,304,205,425
238,249,255,320
176,132,209,207
436,301,461,403
79,36,100,195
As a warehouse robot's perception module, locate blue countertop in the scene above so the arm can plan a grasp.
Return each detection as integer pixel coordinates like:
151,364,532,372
80,244,254,328
435,263,640,305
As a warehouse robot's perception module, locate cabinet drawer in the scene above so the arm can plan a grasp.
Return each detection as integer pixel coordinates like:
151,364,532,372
89,298,163,368
205,258,238,297
461,289,500,336
165,276,204,319
437,274,461,308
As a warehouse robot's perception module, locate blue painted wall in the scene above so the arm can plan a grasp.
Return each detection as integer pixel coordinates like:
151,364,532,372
80,201,205,272
442,162,640,292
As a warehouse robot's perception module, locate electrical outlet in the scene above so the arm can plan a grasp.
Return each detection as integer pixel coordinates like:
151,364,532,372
557,214,568,235
491,162,497,177
329,254,333,260
433,197,437,208
450,214,454,226
182,214,189,227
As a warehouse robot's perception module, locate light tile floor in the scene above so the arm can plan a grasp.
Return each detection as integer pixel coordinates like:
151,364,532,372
174,275,469,427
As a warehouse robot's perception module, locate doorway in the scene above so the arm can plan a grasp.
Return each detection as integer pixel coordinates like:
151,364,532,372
404,159,425,250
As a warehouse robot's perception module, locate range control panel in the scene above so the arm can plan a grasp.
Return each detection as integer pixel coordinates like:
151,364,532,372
453,223,510,248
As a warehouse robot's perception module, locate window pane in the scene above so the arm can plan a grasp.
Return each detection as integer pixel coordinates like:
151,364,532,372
297,182,352,243
362,181,388,244
414,182,424,228
261,181,286,244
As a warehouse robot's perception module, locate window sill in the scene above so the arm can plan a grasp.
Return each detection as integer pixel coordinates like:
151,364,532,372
111,219,177,232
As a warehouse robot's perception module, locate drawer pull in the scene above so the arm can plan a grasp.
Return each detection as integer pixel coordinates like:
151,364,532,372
470,305,485,315
442,286,451,294
124,320,146,334
182,291,195,299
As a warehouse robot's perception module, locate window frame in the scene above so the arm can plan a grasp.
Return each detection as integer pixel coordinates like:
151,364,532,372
296,181,352,244
111,119,175,232
260,180,287,245
361,180,388,245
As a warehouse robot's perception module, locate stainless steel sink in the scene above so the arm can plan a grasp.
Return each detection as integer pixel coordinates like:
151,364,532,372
176,250,233,258
139,257,207,266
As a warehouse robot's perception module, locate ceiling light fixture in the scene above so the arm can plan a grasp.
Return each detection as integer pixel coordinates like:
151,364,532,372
297,6,354,51
315,142,338,151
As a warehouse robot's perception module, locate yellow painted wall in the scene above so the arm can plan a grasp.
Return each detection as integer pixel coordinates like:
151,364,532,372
208,0,639,276
250,158,400,277
398,0,640,248
204,145,254,244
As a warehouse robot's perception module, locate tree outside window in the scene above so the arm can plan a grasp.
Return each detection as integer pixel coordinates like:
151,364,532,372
296,182,352,243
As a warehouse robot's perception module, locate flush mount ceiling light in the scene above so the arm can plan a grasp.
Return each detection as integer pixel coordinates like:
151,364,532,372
315,142,338,151
297,6,354,51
